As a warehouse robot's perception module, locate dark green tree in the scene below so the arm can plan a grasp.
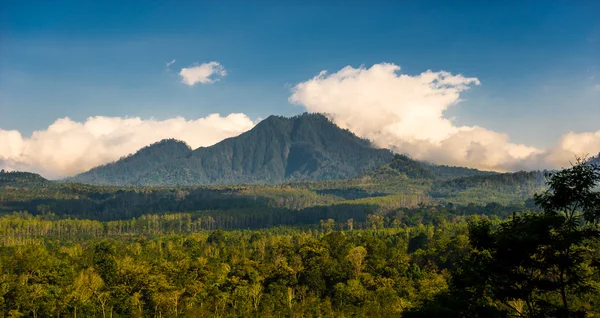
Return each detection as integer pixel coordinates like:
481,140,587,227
406,159,600,317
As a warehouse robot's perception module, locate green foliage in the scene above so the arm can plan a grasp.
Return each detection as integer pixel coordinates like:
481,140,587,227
68,139,193,186
408,158,600,317
1,167,537,224
431,170,547,205
0,220,472,317
534,158,600,223
422,162,497,180
0,170,51,188
366,154,435,180
0,160,598,317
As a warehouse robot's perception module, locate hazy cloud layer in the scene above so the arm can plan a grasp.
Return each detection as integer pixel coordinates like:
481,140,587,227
179,61,226,85
0,113,255,179
290,63,600,171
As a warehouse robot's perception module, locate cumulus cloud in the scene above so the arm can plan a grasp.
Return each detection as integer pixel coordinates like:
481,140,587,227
179,61,226,85
0,113,255,179
290,63,600,171
539,131,600,168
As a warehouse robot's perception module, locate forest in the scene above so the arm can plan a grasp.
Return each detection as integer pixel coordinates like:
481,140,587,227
0,159,598,317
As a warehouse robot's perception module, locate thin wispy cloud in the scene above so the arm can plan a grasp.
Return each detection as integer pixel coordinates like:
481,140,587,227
166,59,176,68
179,61,227,86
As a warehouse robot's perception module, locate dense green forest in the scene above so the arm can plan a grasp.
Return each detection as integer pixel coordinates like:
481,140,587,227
0,158,598,317
1,151,547,224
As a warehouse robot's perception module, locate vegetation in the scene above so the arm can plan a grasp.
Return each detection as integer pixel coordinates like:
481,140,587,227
69,139,193,186
0,159,597,317
1,167,543,223
406,158,600,317
0,171,52,188
0,162,600,317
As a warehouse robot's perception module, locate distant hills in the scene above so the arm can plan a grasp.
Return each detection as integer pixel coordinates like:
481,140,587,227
61,112,592,189
1,113,592,229
69,138,193,186
68,113,396,186
366,154,497,181
0,170,52,188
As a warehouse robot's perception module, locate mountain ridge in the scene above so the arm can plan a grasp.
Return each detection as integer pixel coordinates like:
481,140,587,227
70,138,193,185
69,113,396,186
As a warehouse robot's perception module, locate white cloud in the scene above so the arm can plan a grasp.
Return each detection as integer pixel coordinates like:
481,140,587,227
179,61,226,85
166,59,176,68
0,113,255,179
3,62,597,179
290,63,600,171
541,130,600,168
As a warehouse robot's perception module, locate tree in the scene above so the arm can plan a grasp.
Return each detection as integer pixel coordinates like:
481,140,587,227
407,159,600,317
534,157,600,224
531,158,600,314
70,268,104,318
345,246,367,277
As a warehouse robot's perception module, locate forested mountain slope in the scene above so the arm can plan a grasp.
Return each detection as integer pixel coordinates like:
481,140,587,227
365,154,497,181
0,170,51,188
70,113,395,186
69,139,193,185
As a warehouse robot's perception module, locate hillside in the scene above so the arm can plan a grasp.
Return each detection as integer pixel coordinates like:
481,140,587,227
70,139,193,185
0,170,51,188
363,154,497,181
69,113,395,186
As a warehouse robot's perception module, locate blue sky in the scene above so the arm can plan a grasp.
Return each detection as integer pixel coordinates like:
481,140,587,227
1,0,599,177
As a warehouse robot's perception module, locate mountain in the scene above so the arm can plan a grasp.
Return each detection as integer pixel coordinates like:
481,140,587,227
70,139,193,185
0,170,52,188
69,113,395,186
421,162,497,180
366,154,436,180
365,154,497,181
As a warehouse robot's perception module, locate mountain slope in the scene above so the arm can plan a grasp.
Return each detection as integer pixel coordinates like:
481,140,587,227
0,170,52,188
364,154,497,181
420,162,497,179
429,170,547,204
70,113,395,186
69,139,193,185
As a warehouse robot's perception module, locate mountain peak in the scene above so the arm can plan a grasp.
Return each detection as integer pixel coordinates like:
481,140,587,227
70,113,393,186
135,138,192,155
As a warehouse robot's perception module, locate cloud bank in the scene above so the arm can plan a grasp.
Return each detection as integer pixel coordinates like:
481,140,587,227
0,113,255,179
290,63,600,171
179,61,226,85
2,62,598,179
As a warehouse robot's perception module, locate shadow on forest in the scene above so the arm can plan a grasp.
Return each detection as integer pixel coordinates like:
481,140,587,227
1,186,380,227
